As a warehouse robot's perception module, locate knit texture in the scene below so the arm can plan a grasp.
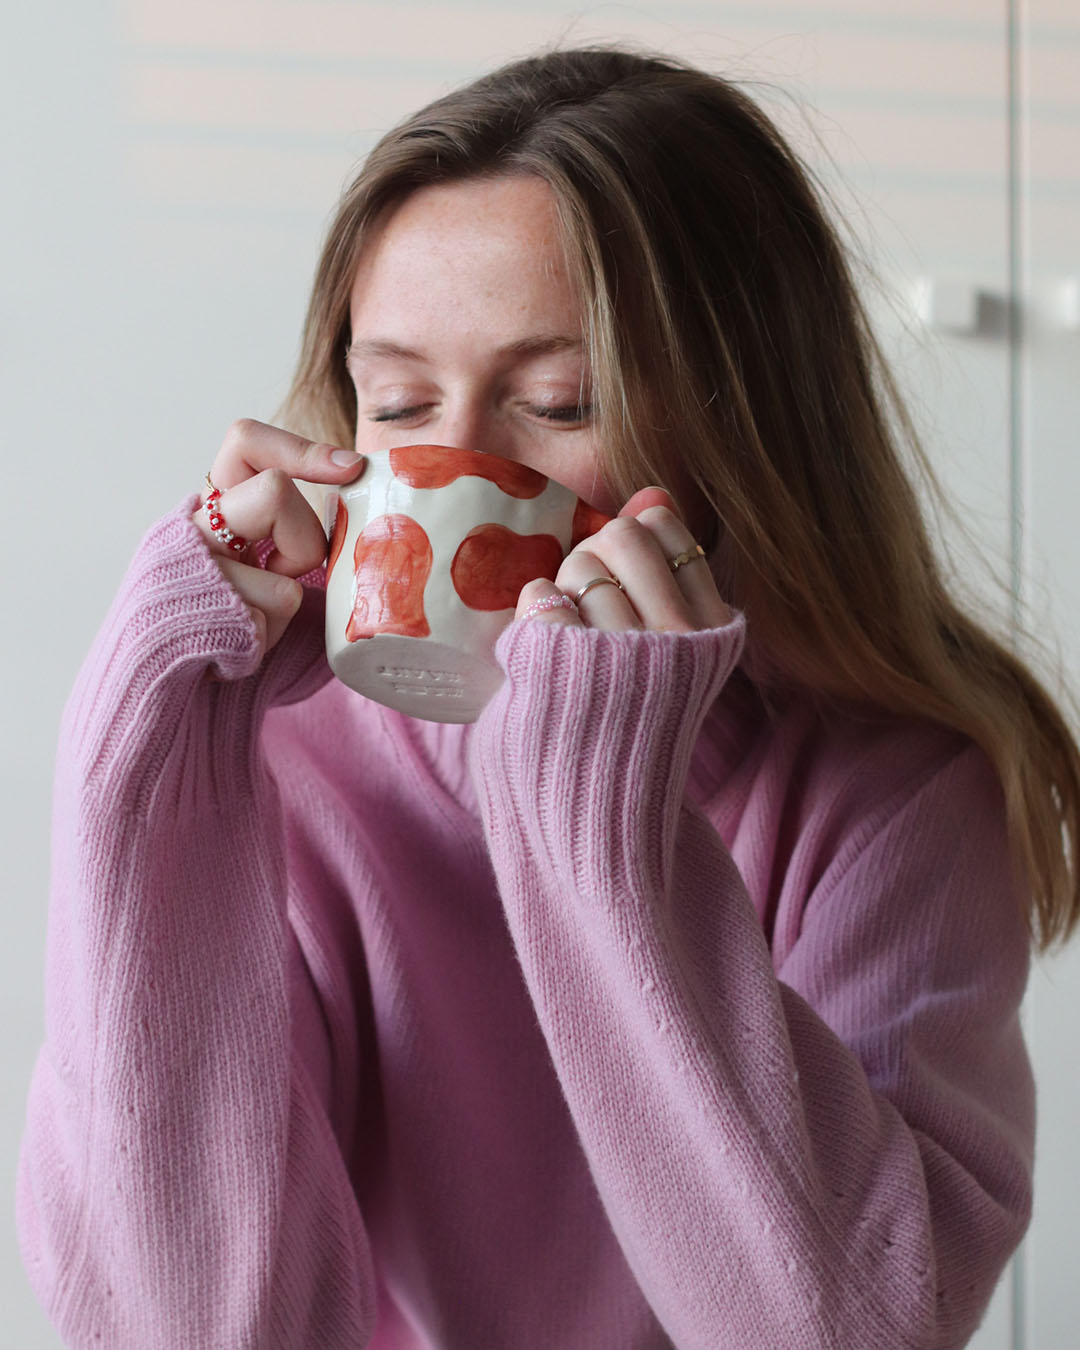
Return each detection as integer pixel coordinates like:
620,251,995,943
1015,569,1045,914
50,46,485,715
17,498,1034,1348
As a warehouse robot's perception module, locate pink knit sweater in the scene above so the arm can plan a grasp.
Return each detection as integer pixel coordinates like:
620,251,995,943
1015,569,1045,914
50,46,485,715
18,499,1034,1349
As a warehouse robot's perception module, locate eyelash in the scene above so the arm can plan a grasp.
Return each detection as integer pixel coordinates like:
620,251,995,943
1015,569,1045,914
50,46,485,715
370,406,427,423
369,404,593,424
535,404,592,422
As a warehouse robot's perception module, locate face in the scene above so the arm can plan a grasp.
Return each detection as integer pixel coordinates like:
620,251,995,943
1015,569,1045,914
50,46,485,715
346,175,615,515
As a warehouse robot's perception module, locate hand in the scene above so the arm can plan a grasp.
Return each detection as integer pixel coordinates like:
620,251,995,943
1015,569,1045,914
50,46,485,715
194,419,366,656
515,487,733,632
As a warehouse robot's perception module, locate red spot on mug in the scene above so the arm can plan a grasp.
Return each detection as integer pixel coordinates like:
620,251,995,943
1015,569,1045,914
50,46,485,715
451,523,564,611
389,445,548,499
570,498,612,548
326,496,348,581
346,514,433,640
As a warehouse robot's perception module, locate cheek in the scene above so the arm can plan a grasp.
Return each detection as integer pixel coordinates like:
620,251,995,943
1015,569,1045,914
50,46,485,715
551,446,613,513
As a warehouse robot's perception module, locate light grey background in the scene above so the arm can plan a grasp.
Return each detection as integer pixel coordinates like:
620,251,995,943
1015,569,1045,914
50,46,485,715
4,2,1077,1346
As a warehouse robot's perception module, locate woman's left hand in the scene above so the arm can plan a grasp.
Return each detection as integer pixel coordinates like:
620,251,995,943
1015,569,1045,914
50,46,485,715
515,487,734,633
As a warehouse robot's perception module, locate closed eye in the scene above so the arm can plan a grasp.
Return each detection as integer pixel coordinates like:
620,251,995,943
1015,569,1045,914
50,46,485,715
369,405,431,422
532,404,592,423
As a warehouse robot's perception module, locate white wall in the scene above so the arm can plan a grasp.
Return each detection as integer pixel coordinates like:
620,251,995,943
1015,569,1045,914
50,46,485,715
3,3,1075,1346
1018,4,1080,1348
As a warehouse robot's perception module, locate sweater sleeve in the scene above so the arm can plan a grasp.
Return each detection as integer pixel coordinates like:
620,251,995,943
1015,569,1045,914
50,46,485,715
466,616,1034,1350
16,498,378,1349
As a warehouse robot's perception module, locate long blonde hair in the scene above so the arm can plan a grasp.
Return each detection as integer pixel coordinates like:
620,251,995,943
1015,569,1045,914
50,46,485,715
281,46,1080,951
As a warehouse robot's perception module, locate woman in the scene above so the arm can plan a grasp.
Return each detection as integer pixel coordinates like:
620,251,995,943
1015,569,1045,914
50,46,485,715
18,46,1080,1349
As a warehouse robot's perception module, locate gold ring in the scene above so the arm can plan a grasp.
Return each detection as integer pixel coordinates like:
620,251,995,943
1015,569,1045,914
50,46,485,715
669,544,706,572
572,575,623,604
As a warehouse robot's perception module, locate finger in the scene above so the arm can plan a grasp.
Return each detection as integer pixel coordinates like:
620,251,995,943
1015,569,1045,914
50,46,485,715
627,504,733,628
618,485,679,518
209,418,366,491
570,517,695,633
555,547,642,631
515,577,583,627
196,471,332,577
217,557,303,655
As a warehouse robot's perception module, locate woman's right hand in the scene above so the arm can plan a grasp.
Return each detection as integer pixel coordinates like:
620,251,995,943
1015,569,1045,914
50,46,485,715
194,419,366,656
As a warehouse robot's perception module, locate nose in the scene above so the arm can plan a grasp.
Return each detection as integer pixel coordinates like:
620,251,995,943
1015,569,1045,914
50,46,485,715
431,395,511,461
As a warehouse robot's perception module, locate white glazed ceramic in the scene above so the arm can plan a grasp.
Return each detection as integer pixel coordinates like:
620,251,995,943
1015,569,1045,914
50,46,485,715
324,444,610,722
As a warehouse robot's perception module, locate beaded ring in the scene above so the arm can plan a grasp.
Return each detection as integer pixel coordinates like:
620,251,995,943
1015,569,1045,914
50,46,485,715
521,593,578,622
203,475,249,554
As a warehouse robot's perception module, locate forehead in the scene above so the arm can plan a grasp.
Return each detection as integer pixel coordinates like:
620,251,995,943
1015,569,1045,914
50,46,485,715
348,176,582,332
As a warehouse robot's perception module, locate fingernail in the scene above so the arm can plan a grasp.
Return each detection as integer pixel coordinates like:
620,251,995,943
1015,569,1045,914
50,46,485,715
330,448,363,467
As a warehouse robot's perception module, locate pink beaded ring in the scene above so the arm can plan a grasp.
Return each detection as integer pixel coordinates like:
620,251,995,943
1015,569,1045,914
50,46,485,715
521,593,578,622
203,474,249,554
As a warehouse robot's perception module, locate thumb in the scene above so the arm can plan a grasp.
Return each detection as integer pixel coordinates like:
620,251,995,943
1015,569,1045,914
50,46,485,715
619,485,680,519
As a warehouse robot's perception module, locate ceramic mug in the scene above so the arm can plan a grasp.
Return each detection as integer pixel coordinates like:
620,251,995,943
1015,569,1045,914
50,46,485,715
323,444,610,722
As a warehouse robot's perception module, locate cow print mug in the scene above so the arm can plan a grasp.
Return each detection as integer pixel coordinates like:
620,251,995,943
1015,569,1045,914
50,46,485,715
323,444,610,722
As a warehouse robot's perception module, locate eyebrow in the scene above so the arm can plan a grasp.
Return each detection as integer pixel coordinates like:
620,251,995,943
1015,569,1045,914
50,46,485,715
345,335,585,364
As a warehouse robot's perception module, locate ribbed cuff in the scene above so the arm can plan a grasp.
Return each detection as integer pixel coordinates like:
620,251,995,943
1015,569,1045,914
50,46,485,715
469,615,745,898
62,496,332,812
